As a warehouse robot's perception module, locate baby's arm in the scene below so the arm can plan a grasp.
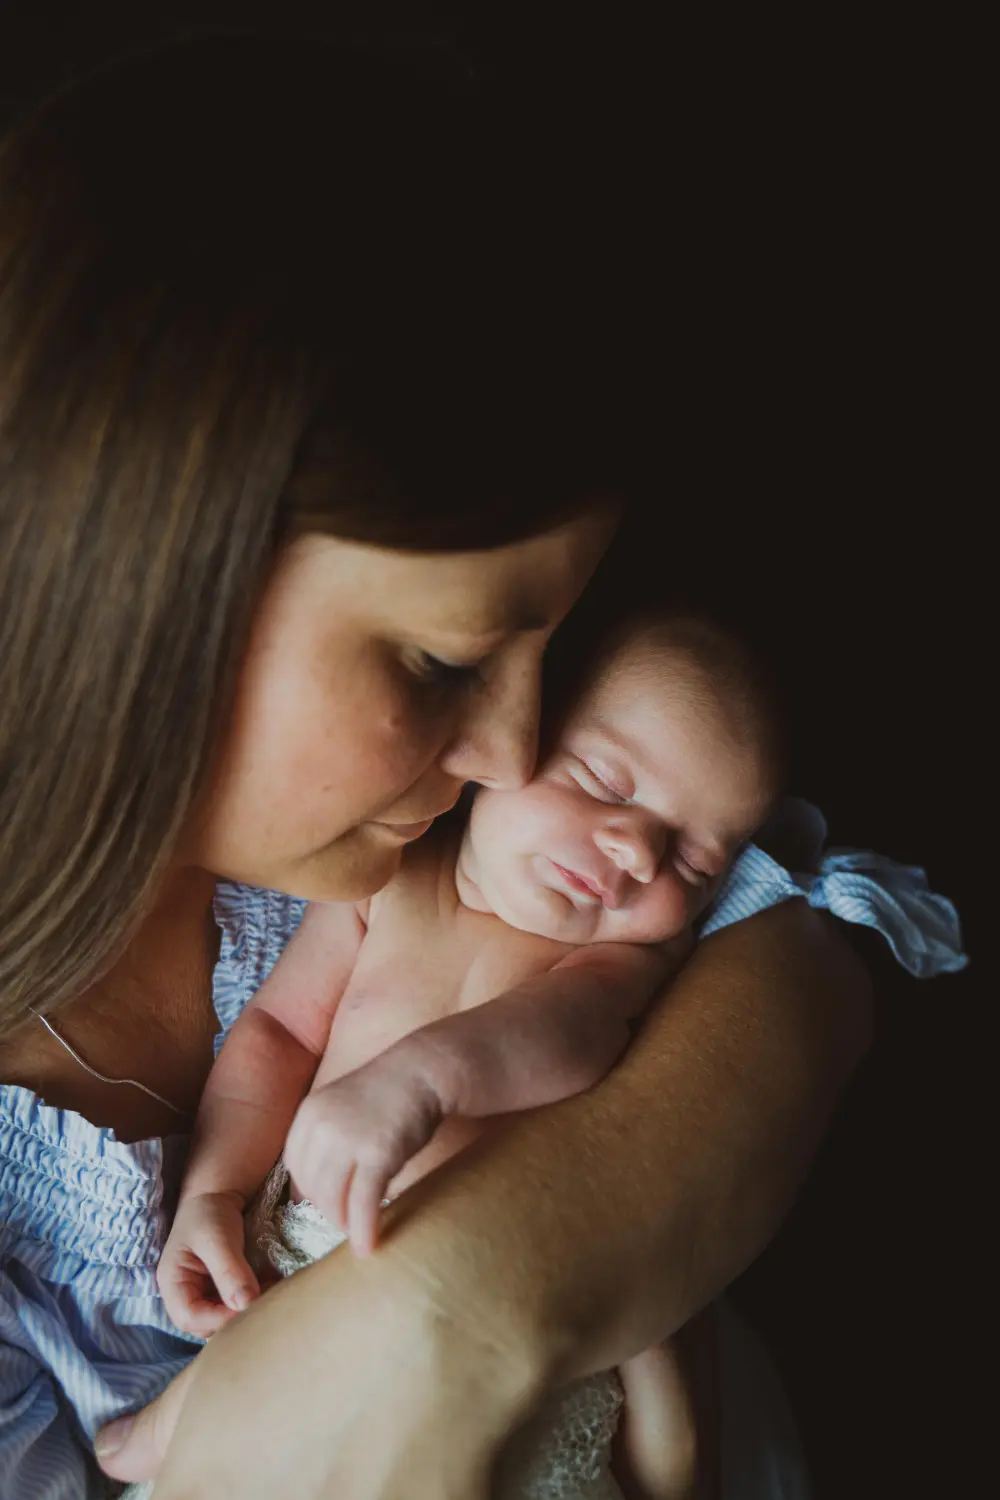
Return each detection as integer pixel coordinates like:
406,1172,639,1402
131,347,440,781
405,939,688,1113
285,936,689,1254
157,900,366,1334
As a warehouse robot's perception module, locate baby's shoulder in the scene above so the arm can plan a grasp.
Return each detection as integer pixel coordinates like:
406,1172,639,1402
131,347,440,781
453,907,575,1003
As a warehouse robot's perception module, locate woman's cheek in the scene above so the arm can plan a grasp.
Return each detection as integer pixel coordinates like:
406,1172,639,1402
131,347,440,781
335,677,439,790
381,694,461,791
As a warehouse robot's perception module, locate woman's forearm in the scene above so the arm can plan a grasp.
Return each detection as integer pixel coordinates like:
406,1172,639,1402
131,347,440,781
373,899,872,1384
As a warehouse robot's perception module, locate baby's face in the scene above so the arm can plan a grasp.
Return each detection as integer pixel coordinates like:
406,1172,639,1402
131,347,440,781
457,636,775,945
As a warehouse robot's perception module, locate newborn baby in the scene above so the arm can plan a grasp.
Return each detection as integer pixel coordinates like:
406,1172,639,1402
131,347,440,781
159,611,781,1499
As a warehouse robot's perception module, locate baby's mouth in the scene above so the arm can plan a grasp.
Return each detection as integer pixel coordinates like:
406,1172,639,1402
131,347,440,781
548,861,614,908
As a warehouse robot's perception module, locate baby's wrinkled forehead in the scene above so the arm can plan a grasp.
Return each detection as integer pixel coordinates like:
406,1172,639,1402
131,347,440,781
576,630,703,719
563,619,782,828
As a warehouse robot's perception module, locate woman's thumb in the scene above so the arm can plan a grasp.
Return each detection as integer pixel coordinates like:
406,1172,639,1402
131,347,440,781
95,1360,196,1481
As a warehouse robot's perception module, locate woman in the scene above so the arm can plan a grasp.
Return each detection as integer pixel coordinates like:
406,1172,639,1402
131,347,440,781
0,38,917,1500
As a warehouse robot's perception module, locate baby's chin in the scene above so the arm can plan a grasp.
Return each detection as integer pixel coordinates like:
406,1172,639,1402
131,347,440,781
486,878,601,944
488,878,687,947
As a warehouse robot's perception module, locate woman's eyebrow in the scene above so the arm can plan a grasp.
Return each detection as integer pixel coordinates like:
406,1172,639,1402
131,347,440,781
423,627,508,653
426,606,550,647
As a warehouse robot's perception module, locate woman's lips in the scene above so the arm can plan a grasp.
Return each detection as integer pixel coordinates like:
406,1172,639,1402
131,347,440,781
377,817,435,841
375,789,461,840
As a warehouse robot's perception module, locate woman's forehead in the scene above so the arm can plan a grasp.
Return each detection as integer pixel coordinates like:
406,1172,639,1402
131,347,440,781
300,505,615,639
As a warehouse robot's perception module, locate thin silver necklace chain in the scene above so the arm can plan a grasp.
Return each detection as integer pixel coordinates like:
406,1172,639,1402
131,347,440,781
28,1007,189,1118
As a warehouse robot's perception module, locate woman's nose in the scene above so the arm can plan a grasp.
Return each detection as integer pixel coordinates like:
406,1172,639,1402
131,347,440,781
594,815,666,884
439,647,541,791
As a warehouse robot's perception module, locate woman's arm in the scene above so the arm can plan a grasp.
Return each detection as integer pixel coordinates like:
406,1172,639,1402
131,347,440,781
384,899,872,1375
99,899,870,1498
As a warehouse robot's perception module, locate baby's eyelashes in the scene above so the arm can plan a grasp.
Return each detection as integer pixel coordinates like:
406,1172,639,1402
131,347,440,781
568,756,632,805
674,855,710,888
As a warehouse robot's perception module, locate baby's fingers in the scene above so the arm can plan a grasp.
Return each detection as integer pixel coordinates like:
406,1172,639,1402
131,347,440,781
168,1274,243,1339
347,1160,390,1256
159,1247,243,1338
195,1232,260,1315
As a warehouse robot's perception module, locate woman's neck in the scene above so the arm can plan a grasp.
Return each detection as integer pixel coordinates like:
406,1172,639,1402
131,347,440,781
0,867,221,1141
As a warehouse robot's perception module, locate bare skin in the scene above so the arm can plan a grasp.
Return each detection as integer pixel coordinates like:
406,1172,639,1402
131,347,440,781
1,509,615,1142
94,902,870,1500
152,628,779,1497
0,868,221,1141
0,511,873,1500
161,625,776,1300
91,894,869,1494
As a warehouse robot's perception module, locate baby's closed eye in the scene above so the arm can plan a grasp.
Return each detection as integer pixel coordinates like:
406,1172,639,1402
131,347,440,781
570,757,632,804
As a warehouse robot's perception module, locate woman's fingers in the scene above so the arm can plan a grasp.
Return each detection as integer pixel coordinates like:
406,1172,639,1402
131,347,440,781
96,1359,198,1482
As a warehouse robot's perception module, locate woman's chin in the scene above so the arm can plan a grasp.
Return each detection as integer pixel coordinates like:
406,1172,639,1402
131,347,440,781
269,831,406,905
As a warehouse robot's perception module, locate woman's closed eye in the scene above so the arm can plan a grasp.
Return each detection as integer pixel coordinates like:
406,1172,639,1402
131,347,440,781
408,649,488,690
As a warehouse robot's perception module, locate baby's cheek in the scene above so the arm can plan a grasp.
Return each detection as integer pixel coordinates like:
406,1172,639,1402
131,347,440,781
496,782,581,855
628,875,692,944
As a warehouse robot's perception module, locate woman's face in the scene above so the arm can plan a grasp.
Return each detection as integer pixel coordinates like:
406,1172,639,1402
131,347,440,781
189,506,616,901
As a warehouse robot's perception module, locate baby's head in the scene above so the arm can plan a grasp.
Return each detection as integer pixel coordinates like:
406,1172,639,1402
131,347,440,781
456,613,782,945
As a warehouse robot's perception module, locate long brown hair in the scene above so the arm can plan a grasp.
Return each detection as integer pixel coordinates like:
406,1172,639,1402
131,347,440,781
0,38,623,1034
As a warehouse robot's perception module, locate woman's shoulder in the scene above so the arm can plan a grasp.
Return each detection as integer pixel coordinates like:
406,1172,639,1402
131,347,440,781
0,882,306,1278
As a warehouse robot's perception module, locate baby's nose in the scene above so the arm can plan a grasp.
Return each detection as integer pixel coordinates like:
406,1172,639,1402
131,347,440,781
595,817,665,883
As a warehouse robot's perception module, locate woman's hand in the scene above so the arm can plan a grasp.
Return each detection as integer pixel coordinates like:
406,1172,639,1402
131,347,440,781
97,1224,543,1499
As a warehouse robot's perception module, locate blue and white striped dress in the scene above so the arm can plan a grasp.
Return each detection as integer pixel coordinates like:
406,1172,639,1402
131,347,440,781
0,804,965,1498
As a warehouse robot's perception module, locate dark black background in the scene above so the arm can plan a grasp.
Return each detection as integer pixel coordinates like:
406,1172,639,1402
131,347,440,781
1,8,983,1497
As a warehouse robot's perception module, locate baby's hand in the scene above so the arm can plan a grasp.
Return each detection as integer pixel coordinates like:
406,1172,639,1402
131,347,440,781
283,1053,444,1255
157,1190,260,1338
